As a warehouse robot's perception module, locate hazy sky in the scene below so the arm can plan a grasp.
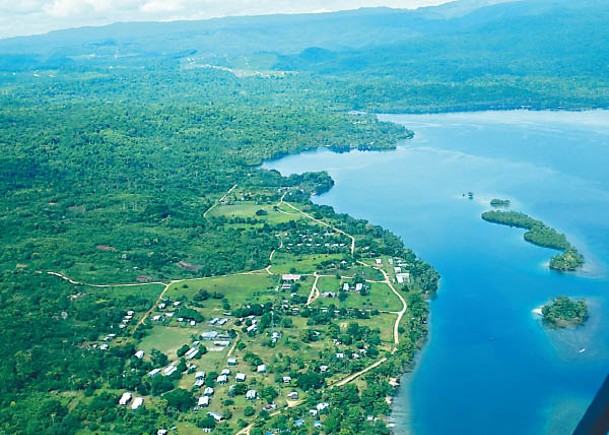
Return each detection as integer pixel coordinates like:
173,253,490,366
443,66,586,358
0,0,453,39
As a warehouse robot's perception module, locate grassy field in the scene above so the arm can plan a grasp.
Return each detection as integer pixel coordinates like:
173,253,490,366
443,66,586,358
313,280,402,312
139,326,199,357
270,252,344,274
208,201,302,225
166,273,279,306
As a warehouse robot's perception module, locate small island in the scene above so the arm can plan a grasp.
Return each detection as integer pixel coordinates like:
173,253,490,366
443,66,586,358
490,198,511,208
541,296,589,328
481,210,584,271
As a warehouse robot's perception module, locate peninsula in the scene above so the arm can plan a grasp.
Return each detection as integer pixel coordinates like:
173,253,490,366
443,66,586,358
481,210,584,271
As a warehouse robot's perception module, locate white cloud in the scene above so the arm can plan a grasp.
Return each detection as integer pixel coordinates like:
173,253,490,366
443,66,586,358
0,0,452,39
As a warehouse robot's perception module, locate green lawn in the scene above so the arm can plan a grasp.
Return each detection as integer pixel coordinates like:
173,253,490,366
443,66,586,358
139,326,199,358
313,281,402,312
270,252,344,274
166,273,279,306
208,201,302,225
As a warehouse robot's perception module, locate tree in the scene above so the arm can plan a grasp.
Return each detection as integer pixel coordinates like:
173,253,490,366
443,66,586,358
244,406,256,417
163,388,194,412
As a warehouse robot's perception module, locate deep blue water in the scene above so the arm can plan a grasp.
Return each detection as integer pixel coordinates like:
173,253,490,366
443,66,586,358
263,111,609,435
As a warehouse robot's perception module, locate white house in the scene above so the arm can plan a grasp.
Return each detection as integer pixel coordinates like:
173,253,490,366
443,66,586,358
201,331,218,340
134,350,145,359
221,368,230,376
148,368,161,377
119,392,132,405
236,373,246,382
216,375,228,384
162,365,177,376
227,357,237,366
246,390,257,400
204,387,214,396
185,348,199,359
257,364,266,373
131,397,144,410
198,396,210,407
283,376,292,384
207,412,224,422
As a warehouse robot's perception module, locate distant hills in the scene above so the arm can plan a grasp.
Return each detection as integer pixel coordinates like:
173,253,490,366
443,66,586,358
1,0,608,112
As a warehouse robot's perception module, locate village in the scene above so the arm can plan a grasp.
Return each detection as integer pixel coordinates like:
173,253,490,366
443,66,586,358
70,187,427,434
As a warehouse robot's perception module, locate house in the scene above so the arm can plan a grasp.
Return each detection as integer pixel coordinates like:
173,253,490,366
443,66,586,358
322,292,336,298
336,352,345,359
173,301,181,307
196,371,206,380
207,412,224,422
216,375,228,384
209,318,219,325
236,373,246,382
158,303,167,309
375,258,382,265
227,357,237,366
221,368,230,376
355,283,363,292
214,340,231,347
246,390,257,400
246,324,257,333
314,420,322,428
99,343,109,350
152,315,162,321
157,430,168,435
131,397,144,410
309,409,318,416
282,376,292,384
162,365,177,376
148,368,161,377
342,283,350,292
282,274,301,282
295,419,304,427
198,396,210,407
185,348,199,359
190,320,196,326
201,331,219,340
281,283,292,291
134,350,145,359
319,365,329,373
194,379,205,388
257,364,266,373
271,332,281,343
317,402,329,411
396,275,404,285
204,387,214,396
394,267,401,274
287,392,299,400
217,318,228,326
127,310,134,316
119,392,132,405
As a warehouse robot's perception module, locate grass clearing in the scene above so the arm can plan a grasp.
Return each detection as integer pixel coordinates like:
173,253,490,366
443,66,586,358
271,252,344,274
139,326,199,357
166,273,279,306
208,201,302,225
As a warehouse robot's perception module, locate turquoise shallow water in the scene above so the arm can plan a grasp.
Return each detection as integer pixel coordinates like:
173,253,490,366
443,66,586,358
263,111,609,435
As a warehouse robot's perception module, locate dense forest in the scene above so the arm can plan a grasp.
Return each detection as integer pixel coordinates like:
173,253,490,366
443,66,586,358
542,296,589,328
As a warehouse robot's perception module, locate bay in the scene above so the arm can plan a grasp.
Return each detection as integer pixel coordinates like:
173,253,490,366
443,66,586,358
263,110,609,435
